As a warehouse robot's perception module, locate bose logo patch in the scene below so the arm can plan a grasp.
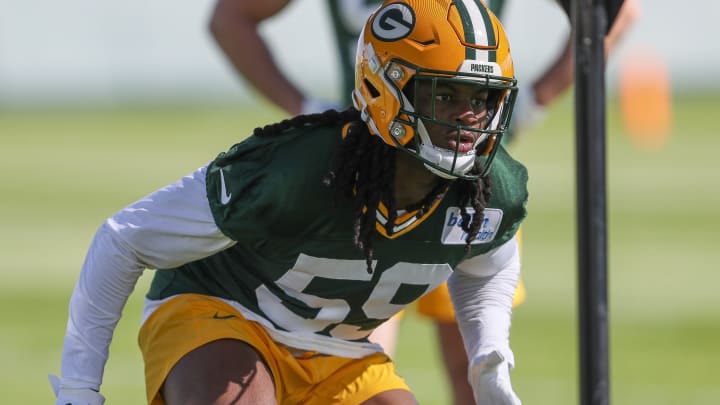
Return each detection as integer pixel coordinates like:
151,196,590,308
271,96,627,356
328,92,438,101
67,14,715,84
440,207,503,245
371,3,415,41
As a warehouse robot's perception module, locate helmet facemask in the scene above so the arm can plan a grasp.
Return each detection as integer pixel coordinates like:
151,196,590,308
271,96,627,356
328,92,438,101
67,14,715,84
385,60,517,180
352,0,518,180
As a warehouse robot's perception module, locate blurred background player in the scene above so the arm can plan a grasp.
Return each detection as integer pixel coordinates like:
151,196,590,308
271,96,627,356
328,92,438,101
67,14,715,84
208,1,639,403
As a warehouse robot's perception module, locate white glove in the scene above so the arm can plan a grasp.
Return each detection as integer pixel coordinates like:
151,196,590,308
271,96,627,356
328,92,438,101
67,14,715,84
469,351,522,405
49,374,105,405
300,97,342,115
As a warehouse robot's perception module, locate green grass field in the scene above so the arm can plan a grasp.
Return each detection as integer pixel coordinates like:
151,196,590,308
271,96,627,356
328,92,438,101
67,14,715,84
2,93,719,404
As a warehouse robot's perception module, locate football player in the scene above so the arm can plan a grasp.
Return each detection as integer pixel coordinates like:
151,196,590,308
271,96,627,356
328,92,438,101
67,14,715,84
208,0,639,401
208,1,527,404
51,1,526,404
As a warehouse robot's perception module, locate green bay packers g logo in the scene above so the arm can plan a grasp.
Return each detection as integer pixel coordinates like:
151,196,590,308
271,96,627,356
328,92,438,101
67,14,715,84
371,3,415,42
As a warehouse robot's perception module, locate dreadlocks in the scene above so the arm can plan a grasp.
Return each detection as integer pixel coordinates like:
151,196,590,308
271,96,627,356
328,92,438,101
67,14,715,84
252,108,357,137
457,163,493,253
323,115,396,274
254,108,493,273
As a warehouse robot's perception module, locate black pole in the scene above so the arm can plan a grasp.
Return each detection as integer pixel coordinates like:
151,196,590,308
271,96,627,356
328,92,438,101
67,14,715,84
572,0,611,404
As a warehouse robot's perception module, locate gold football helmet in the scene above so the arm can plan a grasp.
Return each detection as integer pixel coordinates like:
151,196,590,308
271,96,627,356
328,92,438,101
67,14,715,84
353,0,518,179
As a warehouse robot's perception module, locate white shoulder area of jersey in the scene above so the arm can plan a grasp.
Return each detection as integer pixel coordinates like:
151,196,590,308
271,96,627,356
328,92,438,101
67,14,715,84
454,236,519,278
107,163,235,269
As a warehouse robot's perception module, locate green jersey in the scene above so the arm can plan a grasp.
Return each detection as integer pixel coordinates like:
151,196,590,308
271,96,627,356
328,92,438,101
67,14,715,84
146,121,527,356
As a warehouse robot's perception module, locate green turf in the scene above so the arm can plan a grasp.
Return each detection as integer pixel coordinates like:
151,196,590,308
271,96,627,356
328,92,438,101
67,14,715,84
1,93,719,404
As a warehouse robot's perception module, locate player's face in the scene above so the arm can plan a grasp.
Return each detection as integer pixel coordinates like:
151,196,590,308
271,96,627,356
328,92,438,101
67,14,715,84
413,80,491,154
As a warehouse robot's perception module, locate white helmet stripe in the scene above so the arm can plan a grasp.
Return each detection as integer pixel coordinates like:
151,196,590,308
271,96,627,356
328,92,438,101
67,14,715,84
454,0,497,62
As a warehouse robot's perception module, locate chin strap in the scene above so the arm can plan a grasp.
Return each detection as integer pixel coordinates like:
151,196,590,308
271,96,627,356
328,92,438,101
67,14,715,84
415,119,479,178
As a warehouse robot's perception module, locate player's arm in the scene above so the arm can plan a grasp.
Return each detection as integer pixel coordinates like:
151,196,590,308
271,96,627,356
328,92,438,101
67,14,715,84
209,0,309,115
513,0,641,132
537,0,640,105
448,236,522,405
51,166,234,404
603,0,641,52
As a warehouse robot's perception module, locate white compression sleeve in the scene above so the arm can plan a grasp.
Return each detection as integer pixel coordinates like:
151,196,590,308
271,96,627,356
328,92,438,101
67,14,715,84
58,165,234,392
448,237,521,404
59,224,145,391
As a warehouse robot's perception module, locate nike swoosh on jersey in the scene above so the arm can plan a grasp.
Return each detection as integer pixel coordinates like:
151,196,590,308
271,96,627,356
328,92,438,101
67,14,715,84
219,168,232,205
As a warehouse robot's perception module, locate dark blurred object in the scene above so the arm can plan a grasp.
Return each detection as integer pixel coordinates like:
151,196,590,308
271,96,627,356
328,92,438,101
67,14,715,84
559,0,625,34
558,0,571,16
